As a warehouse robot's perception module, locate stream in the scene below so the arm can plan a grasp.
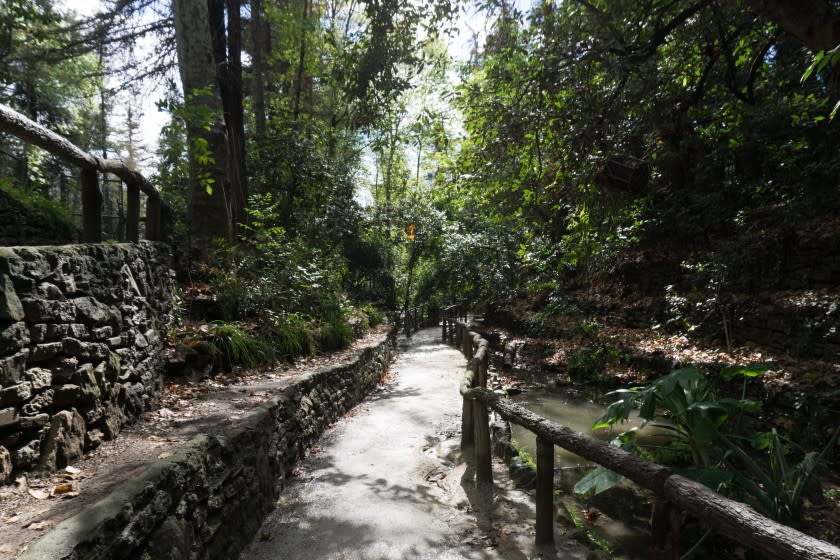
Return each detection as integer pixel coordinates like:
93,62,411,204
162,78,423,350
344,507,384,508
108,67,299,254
508,387,663,559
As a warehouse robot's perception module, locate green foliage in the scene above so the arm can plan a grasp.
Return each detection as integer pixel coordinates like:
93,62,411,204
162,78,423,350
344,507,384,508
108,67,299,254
562,501,616,555
510,438,537,472
360,303,385,328
723,427,840,526
593,367,761,467
538,292,583,319
801,46,840,120
0,181,78,237
260,311,315,361
203,321,274,372
567,341,626,380
0,0,103,200
582,364,838,526
315,316,354,351
447,0,840,296
314,295,354,351
573,463,625,496
210,193,344,320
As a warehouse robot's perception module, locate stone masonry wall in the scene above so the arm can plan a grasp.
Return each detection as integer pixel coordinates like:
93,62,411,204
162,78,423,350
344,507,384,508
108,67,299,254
0,242,173,483
20,331,395,560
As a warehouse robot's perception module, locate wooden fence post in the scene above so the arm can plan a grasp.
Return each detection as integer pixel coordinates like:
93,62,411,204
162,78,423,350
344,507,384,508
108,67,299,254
463,329,473,360
536,436,555,548
474,348,493,487
652,499,680,560
146,196,162,241
126,182,140,242
461,361,475,462
80,167,102,242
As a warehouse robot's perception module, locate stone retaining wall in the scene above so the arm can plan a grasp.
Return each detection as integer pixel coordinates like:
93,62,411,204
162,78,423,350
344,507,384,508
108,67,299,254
0,242,173,483
20,331,395,560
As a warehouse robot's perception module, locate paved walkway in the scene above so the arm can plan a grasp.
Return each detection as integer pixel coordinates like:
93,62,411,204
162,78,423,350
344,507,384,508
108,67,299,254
240,327,590,560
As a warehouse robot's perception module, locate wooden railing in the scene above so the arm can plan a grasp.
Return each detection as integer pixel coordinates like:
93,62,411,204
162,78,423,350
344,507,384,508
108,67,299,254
443,317,840,560
0,103,164,243
401,304,439,335
440,304,467,341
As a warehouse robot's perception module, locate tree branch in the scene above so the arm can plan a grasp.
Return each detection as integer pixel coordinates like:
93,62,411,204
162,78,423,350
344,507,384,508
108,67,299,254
742,0,840,53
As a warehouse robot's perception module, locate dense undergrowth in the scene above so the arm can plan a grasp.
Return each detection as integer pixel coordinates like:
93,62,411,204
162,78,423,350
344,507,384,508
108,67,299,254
166,194,390,376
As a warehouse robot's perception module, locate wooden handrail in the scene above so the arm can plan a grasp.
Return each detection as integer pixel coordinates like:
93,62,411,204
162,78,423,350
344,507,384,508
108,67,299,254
446,318,840,560
401,304,439,335
0,103,164,242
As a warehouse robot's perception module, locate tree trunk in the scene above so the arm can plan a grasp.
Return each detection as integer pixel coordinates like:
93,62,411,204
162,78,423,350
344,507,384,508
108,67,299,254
226,0,248,231
743,0,840,53
250,0,267,136
209,0,248,234
293,0,309,120
172,0,232,255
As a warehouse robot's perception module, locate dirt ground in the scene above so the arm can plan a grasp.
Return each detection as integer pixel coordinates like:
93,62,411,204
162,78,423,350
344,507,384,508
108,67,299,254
0,326,390,559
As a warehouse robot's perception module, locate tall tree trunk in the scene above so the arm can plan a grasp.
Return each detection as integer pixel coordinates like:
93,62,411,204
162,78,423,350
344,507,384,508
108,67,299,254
226,0,248,231
293,0,309,120
208,0,248,233
250,0,267,136
172,0,232,255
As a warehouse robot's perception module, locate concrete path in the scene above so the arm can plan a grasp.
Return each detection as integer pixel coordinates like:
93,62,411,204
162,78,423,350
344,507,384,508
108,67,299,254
240,327,591,560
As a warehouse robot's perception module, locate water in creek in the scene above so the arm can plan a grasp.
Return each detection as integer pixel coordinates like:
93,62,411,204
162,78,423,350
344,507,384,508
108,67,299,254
509,387,665,559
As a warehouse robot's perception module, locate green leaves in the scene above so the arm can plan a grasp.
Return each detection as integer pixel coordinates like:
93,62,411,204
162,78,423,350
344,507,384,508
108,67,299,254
721,427,840,525
592,388,640,429
800,47,840,84
720,363,771,379
800,46,840,120
591,365,765,468
573,465,624,495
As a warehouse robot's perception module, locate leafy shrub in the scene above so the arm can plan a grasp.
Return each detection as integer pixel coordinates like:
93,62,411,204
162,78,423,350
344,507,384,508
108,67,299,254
260,311,314,361
579,364,839,527
0,181,79,240
316,318,354,351
204,321,274,372
314,294,355,351
724,427,840,526
210,193,343,320
567,341,625,379
360,303,385,328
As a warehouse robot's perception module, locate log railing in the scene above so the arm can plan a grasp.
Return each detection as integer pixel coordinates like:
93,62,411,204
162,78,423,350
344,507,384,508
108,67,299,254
440,304,466,341
443,317,840,560
401,304,439,335
0,103,164,243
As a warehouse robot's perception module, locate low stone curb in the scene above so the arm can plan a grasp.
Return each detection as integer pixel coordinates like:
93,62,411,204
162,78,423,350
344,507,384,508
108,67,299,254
20,329,396,560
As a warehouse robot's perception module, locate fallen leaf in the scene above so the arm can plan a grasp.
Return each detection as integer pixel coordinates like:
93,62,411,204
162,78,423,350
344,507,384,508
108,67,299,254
27,488,49,500
25,520,54,531
52,483,73,495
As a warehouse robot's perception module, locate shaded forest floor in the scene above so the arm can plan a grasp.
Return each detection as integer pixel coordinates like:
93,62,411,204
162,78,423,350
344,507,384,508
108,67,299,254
0,326,390,558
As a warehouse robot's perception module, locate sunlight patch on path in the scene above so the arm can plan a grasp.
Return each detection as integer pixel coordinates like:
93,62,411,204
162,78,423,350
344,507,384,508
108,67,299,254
240,327,591,560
